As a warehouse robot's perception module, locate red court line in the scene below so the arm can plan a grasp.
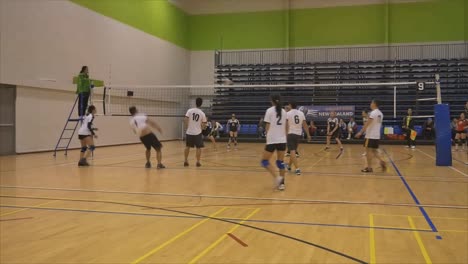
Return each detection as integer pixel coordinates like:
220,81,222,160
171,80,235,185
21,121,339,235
227,233,248,247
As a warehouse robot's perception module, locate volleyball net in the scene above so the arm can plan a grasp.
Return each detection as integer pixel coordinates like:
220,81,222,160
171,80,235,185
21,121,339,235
93,79,440,119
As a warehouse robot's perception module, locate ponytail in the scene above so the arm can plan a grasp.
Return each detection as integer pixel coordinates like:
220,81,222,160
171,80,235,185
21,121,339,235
270,94,282,118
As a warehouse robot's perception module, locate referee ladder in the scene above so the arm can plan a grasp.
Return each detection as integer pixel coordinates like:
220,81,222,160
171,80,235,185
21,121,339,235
53,95,81,156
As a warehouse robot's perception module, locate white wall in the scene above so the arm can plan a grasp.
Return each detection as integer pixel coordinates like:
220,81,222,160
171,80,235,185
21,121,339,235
15,86,181,153
190,51,215,85
0,0,190,152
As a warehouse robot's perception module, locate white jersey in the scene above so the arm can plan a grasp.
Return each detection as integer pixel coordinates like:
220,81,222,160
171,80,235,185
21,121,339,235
287,109,306,136
366,109,383,139
78,114,94,135
264,106,287,144
130,113,148,137
185,108,207,135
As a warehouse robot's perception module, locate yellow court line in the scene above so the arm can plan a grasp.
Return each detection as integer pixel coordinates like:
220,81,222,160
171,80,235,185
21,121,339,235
373,213,468,221
131,207,228,264
188,208,261,264
369,214,376,264
408,216,432,264
0,200,57,217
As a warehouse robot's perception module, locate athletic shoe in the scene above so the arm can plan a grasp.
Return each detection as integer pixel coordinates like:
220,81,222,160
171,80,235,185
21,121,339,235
405,145,410,148
78,159,89,167
361,167,373,173
276,176,285,191
184,161,189,167
227,145,230,149
285,164,291,172
324,147,330,151
411,146,416,149
145,162,151,168
196,162,202,167
157,164,166,169
380,161,387,172
285,153,290,157
361,152,367,156
295,169,301,175
296,153,300,158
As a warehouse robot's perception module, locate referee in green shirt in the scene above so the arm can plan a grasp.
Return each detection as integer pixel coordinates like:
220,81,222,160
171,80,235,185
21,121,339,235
76,66,93,117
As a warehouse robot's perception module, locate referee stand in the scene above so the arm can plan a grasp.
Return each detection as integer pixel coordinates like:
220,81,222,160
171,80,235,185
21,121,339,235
53,78,104,157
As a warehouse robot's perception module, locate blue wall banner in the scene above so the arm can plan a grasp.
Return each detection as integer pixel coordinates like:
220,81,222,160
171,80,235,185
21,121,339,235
298,105,355,121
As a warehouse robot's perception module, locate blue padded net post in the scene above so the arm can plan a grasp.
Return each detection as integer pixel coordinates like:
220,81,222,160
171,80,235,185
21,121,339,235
434,104,452,166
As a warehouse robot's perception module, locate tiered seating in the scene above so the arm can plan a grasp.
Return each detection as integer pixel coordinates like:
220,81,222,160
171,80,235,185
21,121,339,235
212,59,468,134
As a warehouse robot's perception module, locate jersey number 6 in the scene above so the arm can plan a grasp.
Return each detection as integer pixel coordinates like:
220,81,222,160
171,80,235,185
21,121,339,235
294,115,300,124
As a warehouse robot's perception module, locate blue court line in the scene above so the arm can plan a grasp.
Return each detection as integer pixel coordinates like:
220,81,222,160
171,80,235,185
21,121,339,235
383,149,441,239
0,204,433,233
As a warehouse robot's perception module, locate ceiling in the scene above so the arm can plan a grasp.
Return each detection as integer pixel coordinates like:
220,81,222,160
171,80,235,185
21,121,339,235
170,0,428,15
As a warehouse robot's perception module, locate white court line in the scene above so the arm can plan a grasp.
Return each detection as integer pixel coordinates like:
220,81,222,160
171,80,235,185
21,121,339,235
416,149,468,177
1,185,466,209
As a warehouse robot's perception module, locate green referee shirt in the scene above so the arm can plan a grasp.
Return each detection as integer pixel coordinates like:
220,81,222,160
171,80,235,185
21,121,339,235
76,73,91,94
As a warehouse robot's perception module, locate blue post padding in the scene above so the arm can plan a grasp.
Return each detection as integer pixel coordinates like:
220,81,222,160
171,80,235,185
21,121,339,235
434,104,452,166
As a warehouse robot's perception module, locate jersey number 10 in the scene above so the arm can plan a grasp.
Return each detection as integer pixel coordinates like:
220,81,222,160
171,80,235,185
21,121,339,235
192,113,200,121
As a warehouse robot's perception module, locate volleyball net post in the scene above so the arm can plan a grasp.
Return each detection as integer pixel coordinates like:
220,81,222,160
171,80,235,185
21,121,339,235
433,74,452,166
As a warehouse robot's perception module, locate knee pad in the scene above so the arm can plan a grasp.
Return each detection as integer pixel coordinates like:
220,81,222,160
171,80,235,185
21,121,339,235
89,145,96,151
276,160,285,169
456,139,461,144
462,139,467,144
80,146,87,153
261,159,270,168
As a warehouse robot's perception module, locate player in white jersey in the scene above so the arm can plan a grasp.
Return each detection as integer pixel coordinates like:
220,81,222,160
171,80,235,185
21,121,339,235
325,111,344,151
356,99,387,173
286,101,311,175
129,106,165,169
184,98,207,167
77,105,97,166
261,94,288,191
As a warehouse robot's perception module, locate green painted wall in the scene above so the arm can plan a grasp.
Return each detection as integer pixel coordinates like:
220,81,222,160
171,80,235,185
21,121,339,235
71,0,189,49
288,4,387,48
189,10,289,50
191,0,467,50
70,0,466,51
388,0,466,43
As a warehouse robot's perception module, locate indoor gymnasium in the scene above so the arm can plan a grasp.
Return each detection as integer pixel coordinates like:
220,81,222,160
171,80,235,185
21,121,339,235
1,0,467,263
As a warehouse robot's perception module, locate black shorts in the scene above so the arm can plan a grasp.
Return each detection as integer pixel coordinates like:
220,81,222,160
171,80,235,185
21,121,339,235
186,133,204,148
365,139,380,149
265,143,287,153
229,128,238,133
202,128,212,137
78,135,91,140
329,130,340,138
287,134,301,151
140,133,162,151
456,130,465,134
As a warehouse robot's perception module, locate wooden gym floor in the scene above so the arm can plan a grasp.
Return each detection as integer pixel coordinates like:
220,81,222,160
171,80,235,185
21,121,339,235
0,141,467,264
